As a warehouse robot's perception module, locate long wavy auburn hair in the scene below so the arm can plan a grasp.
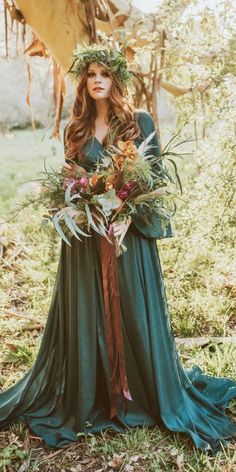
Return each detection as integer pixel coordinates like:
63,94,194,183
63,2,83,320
64,63,141,162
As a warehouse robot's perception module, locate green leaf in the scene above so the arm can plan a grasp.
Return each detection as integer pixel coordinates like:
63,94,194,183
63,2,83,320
71,191,82,201
96,189,121,216
85,204,105,235
73,224,91,238
65,182,74,204
168,158,183,194
64,214,83,241
52,215,71,246
91,213,109,239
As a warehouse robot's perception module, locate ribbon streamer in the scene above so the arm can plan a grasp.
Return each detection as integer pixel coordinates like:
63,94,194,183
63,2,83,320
100,225,133,418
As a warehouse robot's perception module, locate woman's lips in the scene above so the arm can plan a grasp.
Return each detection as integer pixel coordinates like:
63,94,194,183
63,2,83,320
93,87,105,91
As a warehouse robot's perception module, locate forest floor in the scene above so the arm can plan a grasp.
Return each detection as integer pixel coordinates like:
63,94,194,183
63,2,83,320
0,129,235,471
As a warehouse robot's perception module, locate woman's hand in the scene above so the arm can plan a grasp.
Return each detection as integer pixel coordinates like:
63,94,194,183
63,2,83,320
112,216,132,256
62,161,87,177
112,215,132,243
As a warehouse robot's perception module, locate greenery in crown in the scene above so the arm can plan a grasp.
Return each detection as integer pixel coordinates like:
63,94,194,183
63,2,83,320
67,42,134,88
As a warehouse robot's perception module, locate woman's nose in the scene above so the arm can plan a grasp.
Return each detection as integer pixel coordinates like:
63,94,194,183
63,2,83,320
95,75,102,82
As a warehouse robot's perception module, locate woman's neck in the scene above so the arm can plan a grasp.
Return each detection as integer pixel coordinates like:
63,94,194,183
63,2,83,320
95,99,109,123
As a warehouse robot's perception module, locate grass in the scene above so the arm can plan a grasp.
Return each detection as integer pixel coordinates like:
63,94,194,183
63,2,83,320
0,129,235,471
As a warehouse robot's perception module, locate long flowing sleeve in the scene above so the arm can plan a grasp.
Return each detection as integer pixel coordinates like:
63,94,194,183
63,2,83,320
130,110,174,239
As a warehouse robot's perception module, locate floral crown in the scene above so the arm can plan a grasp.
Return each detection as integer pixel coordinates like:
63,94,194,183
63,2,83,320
66,42,133,88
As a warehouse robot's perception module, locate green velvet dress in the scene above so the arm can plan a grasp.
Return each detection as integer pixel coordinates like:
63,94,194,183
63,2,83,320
0,110,236,453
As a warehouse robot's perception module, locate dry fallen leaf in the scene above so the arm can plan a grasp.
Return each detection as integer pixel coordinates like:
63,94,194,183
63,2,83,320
176,452,184,470
5,343,17,352
18,463,28,472
129,454,141,463
23,434,30,451
108,452,126,468
124,465,134,472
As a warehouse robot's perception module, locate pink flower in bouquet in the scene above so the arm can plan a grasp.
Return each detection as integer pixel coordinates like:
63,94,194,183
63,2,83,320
117,188,130,200
63,177,76,189
75,175,88,189
125,181,136,191
116,180,136,201
62,177,78,194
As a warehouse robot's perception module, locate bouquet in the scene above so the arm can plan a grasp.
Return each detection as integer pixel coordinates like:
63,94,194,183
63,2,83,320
12,131,186,256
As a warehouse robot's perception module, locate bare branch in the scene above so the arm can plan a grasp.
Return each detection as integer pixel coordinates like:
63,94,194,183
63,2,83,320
161,79,212,97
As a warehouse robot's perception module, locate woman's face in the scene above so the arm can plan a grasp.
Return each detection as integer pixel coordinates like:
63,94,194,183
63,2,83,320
86,62,113,100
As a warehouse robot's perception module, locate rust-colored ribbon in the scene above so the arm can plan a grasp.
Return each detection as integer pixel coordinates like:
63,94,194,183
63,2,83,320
100,224,133,419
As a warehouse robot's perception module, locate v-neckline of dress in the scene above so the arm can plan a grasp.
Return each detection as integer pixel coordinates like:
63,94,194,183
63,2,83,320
92,111,142,149
93,135,106,148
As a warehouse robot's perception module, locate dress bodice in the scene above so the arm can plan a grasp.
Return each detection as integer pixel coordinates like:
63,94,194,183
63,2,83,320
71,110,149,172
79,133,143,172
79,136,109,171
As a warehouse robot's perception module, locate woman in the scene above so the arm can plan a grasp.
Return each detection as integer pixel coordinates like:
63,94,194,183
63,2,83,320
0,44,236,454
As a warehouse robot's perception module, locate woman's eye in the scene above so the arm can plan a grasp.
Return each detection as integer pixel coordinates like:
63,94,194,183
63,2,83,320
88,72,110,78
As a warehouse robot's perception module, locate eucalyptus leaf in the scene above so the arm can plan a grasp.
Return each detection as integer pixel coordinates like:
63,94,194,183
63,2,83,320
85,203,103,234
64,214,83,241
65,182,75,204
52,215,71,246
